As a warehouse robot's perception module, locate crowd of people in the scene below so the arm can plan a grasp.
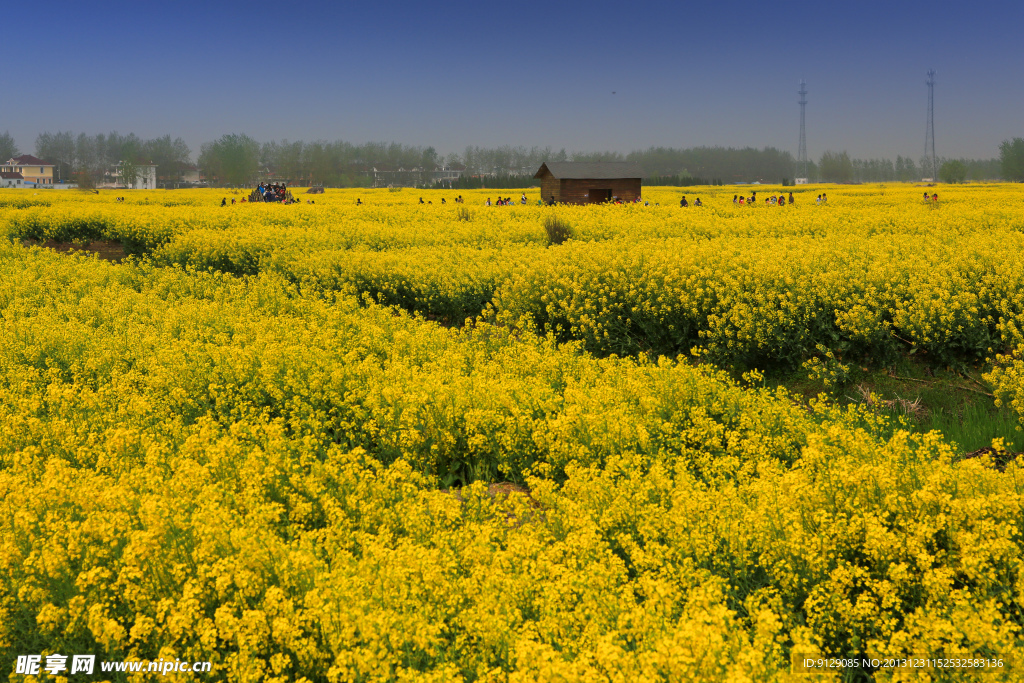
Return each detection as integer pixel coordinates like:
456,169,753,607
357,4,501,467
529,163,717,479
257,183,290,203
270,189,847,208
484,195,530,206
731,191,799,206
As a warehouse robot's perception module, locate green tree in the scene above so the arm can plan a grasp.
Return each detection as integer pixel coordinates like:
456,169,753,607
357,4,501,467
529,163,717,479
939,160,967,183
895,155,917,182
35,131,76,181
144,135,192,187
0,131,17,161
119,158,139,188
1000,138,1024,182
199,134,260,186
818,150,853,183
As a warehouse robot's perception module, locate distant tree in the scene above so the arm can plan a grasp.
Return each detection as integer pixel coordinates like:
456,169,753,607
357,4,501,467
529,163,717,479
0,131,17,161
144,135,192,186
1000,138,1024,182
920,155,940,181
74,133,101,185
443,152,464,169
73,168,96,189
963,157,1002,181
262,139,304,183
895,155,918,182
119,158,139,188
939,160,967,184
35,131,77,181
420,146,439,171
199,134,260,186
818,150,853,183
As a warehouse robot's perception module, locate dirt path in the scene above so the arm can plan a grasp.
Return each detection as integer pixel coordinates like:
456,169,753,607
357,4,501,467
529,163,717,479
21,239,126,262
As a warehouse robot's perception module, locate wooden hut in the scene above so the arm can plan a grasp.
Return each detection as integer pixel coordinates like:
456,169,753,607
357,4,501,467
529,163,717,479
533,161,643,204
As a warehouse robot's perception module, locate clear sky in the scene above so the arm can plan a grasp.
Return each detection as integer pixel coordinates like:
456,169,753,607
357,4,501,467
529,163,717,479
2,0,1021,161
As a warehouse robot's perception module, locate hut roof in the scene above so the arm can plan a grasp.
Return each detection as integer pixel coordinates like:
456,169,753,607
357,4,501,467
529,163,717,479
534,161,643,180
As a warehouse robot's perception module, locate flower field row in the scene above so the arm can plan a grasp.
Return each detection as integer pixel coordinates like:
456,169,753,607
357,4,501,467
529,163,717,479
10,185,1024,371
0,230,1023,680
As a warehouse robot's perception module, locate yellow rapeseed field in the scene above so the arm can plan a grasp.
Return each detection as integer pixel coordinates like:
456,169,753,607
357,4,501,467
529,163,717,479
1,183,1022,681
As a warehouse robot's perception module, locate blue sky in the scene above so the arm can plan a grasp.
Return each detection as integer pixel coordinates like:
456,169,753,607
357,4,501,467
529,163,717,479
2,0,1021,161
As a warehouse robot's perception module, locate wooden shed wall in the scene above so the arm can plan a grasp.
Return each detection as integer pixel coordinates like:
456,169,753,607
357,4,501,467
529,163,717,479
558,178,641,204
540,175,560,203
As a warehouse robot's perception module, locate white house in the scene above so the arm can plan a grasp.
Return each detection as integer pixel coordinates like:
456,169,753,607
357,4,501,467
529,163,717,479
113,161,158,189
0,171,25,188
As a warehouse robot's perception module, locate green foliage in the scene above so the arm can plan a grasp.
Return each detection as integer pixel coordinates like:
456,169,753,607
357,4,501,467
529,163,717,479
1000,137,1024,182
198,133,261,186
543,214,572,245
818,150,854,183
431,173,535,190
939,159,968,183
0,130,17,161
802,344,852,389
118,158,139,188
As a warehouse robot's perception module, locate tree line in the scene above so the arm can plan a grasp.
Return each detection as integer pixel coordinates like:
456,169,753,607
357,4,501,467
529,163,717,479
13,132,191,187
2,129,1022,187
816,151,1002,184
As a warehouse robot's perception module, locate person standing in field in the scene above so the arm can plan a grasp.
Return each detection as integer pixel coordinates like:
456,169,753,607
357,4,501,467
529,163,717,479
788,192,794,205
680,196,688,207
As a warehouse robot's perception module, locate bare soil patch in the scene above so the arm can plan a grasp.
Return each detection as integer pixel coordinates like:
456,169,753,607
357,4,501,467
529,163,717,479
21,239,126,262
960,446,1020,472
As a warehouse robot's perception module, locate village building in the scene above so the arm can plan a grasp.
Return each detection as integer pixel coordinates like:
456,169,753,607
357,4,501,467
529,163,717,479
533,161,643,204
111,161,158,189
1,155,57,186
1,171,25,188
176,164,202,185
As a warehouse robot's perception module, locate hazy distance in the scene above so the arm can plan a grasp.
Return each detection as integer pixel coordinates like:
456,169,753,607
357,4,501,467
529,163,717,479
2,0,1022,161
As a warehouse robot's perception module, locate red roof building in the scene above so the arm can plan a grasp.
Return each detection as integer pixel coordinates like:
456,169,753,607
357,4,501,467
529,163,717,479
1,171,26,188
2,155,56,186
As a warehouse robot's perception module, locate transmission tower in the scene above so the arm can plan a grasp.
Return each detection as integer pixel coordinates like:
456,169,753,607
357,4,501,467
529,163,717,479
797,80,808,181
924,69,936,180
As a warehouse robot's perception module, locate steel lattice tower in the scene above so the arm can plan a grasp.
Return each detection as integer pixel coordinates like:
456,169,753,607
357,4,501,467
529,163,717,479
797,80,808,180
925,69,936,180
